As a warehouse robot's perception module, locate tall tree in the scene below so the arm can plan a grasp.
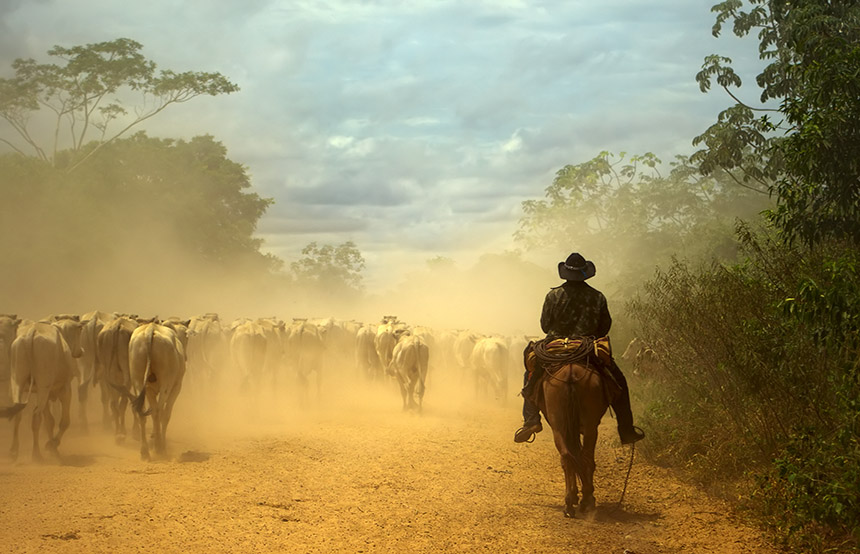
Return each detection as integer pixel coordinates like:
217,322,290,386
516,151,767,298
0,38,238,171
0,133,276,313
291,241,366,294
693,1,860,245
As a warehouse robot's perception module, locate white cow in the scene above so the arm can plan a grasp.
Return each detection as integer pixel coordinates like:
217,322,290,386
453,330,481,381
355,324,381,381
186,313,228,391
0,314,22,404
3,316,83,461
128,323,186,461
76,310,116,431
389,335,430,412
96,316,139,439
287,320,325,404
230,320,269,393
470,336,509,403
621,337,659,376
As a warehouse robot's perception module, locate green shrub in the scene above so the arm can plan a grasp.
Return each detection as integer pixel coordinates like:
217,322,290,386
628,224,860,552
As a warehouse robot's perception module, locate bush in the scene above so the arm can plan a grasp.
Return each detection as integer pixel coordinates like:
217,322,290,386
628,223,860,552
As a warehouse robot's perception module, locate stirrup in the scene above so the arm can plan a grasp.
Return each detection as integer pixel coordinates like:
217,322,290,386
514,422,542,443
619,425,645,445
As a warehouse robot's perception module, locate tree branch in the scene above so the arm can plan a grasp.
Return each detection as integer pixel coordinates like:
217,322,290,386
722,85,780,112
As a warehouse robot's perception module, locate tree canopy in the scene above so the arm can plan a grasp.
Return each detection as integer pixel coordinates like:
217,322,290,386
693,0,860,246
0,38,238,171
516,151,769,298
290,241,366,295
0,133,275,313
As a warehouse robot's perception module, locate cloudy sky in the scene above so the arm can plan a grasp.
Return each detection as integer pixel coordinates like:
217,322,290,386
0,0,761,291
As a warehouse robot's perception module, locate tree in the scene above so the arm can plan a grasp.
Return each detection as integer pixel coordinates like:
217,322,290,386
291,241,366,294
693,1,860,246
0,133,277,313
515,151,768,299
0,38,238,171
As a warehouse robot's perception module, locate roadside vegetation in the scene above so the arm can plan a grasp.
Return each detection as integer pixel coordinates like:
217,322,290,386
517,2,860,551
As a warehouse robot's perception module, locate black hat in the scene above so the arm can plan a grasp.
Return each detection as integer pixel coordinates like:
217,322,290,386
558,253,596,281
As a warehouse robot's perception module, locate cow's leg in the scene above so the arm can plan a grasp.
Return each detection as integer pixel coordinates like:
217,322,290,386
42,399,57,454
496,367,508,405
116,395,129,442
138,409,150,461
416,376,426,412
159,399,174,454
31,402,46,463
99,381,112,431
148,387,165,456
10,410,23,460
396,373,408,410
52,386,72,454
77,375,89,433
407,377,418,410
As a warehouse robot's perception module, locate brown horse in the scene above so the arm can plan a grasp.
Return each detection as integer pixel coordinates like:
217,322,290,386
528,345,619,517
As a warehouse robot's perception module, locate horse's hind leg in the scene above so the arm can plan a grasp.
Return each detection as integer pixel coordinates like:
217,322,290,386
551,430,579,517
579,428,599,512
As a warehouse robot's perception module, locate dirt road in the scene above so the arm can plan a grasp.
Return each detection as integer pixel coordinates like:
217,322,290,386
0,375,777,554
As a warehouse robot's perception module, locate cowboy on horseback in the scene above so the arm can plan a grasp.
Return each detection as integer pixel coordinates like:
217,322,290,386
514,252,645,445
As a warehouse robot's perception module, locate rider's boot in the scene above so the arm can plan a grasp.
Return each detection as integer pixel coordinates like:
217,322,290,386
608,360,645,445
514,399,542,443
514,367,543,443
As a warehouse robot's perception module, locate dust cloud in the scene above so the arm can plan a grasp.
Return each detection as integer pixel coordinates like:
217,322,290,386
0,161,623,461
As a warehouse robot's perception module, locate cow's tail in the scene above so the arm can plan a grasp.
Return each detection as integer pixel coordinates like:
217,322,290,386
132,325,155,416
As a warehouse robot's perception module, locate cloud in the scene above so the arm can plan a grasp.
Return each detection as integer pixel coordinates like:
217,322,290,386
0,0,768,290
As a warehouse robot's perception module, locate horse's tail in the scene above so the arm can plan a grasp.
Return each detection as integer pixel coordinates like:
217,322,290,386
562,365,583,465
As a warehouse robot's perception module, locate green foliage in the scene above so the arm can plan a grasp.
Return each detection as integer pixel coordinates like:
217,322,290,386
0,133,276,311
694,1,860,246
290,241,366,295
516,151,769,300
629,226,860,551
0,38,239,170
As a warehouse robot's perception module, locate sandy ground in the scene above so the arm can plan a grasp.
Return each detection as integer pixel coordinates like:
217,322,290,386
0,367,779,554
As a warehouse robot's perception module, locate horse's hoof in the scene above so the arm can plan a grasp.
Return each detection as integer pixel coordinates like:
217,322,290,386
564,508,576,518
580,497,596,512
45,439,60,454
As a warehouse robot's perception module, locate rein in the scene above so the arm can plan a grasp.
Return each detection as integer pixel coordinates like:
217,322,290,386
612,442,636,512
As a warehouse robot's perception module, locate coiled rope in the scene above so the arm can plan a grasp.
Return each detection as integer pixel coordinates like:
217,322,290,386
533,336,595,375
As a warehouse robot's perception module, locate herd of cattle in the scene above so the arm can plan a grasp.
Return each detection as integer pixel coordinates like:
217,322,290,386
0,311,538,462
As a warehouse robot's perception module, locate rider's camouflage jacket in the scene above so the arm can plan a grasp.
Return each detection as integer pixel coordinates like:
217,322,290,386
540,280,612,339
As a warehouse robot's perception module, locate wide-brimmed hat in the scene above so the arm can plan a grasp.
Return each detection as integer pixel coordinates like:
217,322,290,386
557,253,596,281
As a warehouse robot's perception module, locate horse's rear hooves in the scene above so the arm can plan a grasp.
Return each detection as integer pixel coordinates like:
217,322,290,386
579,497,596,513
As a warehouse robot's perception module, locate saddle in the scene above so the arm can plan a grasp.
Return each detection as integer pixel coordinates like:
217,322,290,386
522,336,617,407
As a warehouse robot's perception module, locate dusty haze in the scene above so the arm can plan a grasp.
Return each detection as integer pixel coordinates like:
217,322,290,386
0,183,584,337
